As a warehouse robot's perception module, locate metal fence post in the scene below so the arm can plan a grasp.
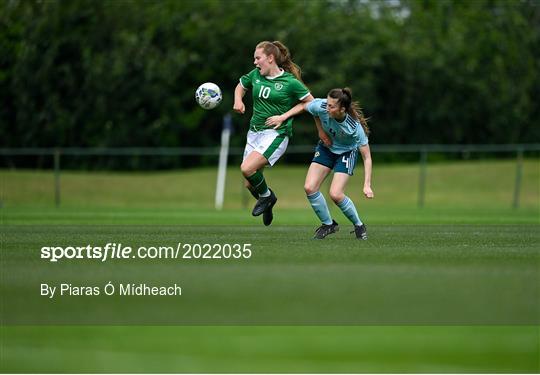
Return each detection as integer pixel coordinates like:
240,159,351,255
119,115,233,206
513,148,523,209
418,149,428,208
54,148,61,207
215,113,232,210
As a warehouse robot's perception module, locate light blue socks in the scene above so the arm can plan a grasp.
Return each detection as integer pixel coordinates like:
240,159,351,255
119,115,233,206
306,191,333,225
337,196,362,226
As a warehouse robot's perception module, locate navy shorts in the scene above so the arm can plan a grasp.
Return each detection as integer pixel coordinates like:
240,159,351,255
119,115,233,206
312,142,359,176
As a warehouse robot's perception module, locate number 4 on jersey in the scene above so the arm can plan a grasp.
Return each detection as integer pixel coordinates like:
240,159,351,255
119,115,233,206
342,155,350,169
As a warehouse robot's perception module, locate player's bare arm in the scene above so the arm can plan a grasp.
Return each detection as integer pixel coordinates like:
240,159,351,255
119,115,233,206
233,83,246,114
265,94,314,129
359,144,374,199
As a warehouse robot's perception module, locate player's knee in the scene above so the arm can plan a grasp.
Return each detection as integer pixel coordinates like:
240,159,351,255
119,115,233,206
329,190,344,204
240,162,254,177
304,183,318,196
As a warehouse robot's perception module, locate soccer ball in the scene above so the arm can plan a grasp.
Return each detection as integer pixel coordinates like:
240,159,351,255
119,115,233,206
195,82,222,110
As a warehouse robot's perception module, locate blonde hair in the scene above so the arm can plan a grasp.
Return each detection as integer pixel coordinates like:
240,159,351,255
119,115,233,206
328,87,370,135
256,40,303,81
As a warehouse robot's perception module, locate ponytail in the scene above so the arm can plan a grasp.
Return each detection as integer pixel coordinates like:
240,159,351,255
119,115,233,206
256,40,303,82
327,87,370,135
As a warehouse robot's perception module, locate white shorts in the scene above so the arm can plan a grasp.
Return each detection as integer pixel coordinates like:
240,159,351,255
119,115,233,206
243,130,289,166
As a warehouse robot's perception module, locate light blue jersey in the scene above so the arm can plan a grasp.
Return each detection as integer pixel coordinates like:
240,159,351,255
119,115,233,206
306,98,368,155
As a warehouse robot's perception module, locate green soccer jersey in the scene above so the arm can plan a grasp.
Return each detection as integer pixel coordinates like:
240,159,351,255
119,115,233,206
239,68,310,137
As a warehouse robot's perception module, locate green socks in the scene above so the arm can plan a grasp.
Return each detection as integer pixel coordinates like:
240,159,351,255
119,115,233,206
245,170,269,196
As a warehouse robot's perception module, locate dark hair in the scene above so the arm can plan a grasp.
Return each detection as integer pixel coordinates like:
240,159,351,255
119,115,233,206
256,40,303,81
327,87,370,135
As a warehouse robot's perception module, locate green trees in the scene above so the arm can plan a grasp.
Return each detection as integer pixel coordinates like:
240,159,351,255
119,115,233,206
2,0,538,151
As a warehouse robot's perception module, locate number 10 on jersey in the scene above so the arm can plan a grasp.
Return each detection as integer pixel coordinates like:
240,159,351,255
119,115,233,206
258,86,271,99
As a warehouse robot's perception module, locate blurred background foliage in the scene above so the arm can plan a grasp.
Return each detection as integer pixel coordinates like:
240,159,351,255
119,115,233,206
1,0,539,153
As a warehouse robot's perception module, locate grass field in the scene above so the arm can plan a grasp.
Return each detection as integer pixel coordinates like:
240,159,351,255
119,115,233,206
1,160,539,372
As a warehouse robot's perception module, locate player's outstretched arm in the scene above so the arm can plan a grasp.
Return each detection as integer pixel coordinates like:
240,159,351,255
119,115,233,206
359,144,374,199
265,94,314,129
233,83,246,114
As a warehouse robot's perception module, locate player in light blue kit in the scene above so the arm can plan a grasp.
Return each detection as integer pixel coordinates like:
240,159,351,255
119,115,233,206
266,88,374,239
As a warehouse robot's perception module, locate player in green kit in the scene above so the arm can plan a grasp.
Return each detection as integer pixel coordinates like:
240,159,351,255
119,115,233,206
233,41,313,226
